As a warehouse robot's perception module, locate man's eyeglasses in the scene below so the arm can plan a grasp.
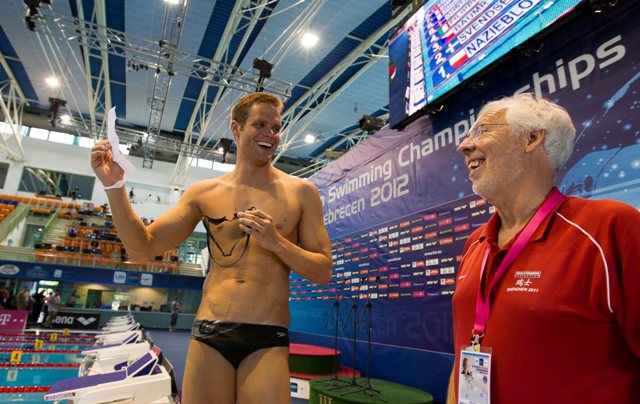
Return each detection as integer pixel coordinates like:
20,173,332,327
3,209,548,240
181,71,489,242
464,123,511,142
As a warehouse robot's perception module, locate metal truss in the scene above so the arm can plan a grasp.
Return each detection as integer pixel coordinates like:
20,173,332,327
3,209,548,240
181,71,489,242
143,0,188,169
34,2,290,176
37,5,291,98
59,120,219,161
170,0,275,187
274,7,409,165
0,53,28,162
34,0,114,140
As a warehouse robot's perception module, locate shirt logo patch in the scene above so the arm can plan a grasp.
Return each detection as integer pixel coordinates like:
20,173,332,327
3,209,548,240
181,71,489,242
514,271,541,279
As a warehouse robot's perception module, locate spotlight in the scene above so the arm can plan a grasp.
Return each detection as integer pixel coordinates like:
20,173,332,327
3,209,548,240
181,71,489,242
464,77,484,90
24,5,38,31
589,0,618,13
358,115,386,132
253,59,273,78
391,0,412,18
48,97,66,127
23,0,52,31
25,16,36,32
23,0,41,9
518,40,544,57
49,97,66,113
218,138,233,163
253,58,273,92
426,104,444,116
590,0,604,12
325,148,346,161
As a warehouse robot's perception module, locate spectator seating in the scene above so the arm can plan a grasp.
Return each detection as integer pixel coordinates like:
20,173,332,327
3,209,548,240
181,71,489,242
0,202,17,222
2,193,183,275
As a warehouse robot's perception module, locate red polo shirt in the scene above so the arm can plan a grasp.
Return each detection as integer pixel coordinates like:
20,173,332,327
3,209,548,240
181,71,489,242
452,195,640,404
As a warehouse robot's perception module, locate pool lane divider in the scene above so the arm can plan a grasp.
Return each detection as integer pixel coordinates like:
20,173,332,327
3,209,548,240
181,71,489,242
0,362,80,368
0,332,96,340
0,339,94,345
0,386,51,393
0,348,82,353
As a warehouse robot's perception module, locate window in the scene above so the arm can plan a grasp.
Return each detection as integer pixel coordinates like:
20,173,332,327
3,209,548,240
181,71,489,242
0,122,28,137
213,161,235,172
198,159,213,169
78,137,95,148
49,131,75,145
29,127,49,140
19,167,95,199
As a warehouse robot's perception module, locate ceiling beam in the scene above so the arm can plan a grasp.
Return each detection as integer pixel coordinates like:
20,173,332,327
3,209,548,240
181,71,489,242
36,4,289,170
274,7,409,164
142,0,188,169
0,53,28,161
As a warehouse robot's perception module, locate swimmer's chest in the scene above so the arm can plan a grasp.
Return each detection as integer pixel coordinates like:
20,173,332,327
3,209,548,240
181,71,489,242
204,183,301,236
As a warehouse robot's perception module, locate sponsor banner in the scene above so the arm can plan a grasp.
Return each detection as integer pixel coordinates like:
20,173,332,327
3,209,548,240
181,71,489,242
113,271,127,284
0,264,20,276
0,310,28,331
50,311,101,330
0,261,203,290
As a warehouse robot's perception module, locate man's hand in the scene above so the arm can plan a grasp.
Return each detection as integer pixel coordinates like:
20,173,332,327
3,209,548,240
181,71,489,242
236,208,282,252
91,139,124,187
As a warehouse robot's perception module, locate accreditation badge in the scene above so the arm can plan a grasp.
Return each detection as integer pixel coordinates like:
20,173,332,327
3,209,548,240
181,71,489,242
458,347,491,404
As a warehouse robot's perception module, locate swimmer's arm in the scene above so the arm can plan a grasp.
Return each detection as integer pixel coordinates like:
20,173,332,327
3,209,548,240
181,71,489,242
271,181,332,285
105,184,202,261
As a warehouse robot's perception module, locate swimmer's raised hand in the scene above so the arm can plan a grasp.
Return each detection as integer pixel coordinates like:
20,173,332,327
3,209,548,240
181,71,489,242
91,139,124,187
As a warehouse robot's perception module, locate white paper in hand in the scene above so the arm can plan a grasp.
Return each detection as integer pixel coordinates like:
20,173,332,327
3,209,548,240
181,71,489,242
106,107,136,177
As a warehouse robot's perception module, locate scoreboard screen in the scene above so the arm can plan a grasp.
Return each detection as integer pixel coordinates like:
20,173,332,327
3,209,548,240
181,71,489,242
388,0,584,128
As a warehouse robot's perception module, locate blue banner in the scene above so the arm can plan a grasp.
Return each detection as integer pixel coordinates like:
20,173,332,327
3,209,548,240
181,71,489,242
0,260,204,290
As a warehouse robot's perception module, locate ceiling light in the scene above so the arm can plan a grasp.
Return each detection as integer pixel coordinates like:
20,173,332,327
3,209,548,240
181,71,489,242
218,138,234,163
301,32,319,48
45,76,60,87
304,134,316,144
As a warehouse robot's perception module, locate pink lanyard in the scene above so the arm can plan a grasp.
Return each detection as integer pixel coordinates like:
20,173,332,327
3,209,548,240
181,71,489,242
471,189,565,347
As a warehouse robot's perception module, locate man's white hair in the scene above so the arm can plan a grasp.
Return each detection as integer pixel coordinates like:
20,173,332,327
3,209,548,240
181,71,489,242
479,93,576,171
